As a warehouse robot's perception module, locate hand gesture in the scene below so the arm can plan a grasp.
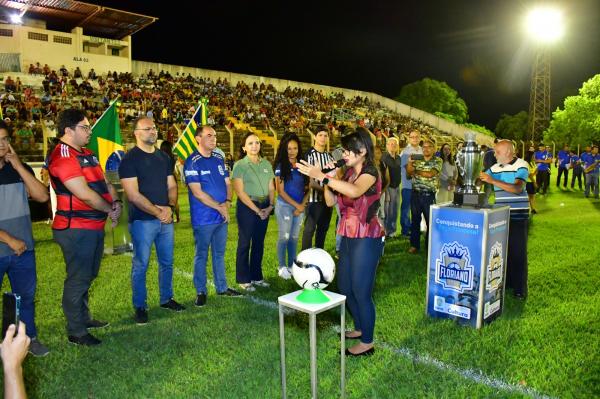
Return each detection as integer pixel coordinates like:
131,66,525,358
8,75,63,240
156,205,173,224
297,160,324,180
7,237,26,256
479,172,492,184
1,322,30,373
109,202,122,228
218,204,230,223
4,144,24,172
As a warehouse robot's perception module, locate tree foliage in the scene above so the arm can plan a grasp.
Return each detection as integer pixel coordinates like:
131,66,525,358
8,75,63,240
545,74,600,146
495,111,529,141
396,78,469,123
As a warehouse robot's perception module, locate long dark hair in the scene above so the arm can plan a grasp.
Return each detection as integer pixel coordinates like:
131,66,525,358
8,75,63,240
341,127,375,168
524,150,535,164
440,143,454,165
238,131,262,160
274,132,304,182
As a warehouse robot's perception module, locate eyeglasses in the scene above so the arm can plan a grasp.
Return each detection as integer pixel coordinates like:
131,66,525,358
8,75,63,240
135,126,158,132
74,124,92,132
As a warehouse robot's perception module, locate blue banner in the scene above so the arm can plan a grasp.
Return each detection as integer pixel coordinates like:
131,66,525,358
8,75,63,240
426,205,510,328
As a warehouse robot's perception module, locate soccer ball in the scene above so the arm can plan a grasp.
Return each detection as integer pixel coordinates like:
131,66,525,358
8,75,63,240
292,248,336,290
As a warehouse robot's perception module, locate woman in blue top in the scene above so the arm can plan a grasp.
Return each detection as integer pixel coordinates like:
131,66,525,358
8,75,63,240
273,133,308,279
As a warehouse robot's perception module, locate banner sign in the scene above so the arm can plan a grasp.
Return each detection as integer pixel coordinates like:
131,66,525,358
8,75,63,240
426,205,509,328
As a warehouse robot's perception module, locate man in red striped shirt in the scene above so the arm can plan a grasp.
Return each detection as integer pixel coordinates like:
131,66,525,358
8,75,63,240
48,109,121,346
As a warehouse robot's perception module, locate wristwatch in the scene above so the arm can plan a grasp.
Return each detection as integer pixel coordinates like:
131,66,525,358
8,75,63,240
322,177,330,186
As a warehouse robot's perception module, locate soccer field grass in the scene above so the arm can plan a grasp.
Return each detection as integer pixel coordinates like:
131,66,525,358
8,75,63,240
9,186,600,398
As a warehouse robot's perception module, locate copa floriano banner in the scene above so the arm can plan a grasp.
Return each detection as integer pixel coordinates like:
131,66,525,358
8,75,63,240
426,205,510,328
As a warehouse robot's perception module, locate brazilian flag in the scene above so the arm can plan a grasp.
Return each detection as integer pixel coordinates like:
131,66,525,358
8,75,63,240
88,101,123,171
173,98,208,160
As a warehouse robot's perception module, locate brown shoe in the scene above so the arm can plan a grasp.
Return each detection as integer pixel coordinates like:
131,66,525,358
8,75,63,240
408,247,418,254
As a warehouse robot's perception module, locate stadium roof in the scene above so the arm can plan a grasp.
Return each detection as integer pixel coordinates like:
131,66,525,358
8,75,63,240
0,0,157,39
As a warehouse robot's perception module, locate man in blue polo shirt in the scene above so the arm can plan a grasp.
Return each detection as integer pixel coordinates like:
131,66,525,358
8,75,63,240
555,144,571,188
184,126,242,307
569,150,583,190
534,143,552,195
480,140,530,299
583,145,600,199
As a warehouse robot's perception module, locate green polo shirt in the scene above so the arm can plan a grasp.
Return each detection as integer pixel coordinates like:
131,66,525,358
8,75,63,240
231,156,274,198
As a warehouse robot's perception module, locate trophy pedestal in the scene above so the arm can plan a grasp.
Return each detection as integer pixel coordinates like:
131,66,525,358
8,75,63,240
453,192,486,207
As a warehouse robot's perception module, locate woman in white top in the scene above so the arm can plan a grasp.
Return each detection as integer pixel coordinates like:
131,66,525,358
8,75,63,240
437,143,458,203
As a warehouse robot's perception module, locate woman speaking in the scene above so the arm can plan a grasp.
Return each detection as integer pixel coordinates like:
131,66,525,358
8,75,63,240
298,128,384,357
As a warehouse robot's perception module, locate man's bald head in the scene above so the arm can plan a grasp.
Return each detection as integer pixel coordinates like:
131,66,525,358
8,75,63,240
494,140,515,164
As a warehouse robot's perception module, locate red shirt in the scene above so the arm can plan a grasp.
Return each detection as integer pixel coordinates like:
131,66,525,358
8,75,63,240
337,164,385,239
48,142,112,230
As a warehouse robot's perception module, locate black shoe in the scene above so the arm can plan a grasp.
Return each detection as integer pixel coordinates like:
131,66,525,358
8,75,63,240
195,293,207,307
134,308,148,324
68,333,101,346
345,347,375,357
160,299,186,312
217,288,243,297
86,319,110,329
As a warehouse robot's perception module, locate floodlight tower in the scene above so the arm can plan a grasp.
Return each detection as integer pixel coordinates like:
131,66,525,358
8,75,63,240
525,6,564,143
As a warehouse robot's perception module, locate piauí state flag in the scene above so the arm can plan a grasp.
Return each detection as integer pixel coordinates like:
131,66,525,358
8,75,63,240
89,101,123,171
173,98,208,161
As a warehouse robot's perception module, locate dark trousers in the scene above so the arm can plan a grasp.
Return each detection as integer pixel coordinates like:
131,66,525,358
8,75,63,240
235,200,269,284
536,170,550,194
507,218,528,298
337,236,383,344
301,201,332,250
0,250,37,337
410,191,436,250
571,167,583,189
556,166,569,187
53,228,104,337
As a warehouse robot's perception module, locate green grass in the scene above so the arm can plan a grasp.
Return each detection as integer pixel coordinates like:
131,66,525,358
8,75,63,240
6,184,600,398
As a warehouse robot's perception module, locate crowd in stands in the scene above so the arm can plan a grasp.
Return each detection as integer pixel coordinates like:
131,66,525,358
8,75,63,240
2,65,444,160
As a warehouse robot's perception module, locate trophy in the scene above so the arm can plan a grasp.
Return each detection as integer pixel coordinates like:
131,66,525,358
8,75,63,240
453,131,486,207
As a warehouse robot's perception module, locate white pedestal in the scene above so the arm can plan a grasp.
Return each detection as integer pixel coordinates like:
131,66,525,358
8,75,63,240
278,290,346,399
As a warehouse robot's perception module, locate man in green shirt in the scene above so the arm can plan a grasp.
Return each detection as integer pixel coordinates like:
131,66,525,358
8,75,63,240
406,139,442,254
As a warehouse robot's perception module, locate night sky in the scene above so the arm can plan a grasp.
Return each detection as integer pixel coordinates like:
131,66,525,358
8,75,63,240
87,0,600,129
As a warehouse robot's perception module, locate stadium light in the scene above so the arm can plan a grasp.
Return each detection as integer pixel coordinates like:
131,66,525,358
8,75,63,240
525,6,564,43
9,13,23,24
525,5,564,142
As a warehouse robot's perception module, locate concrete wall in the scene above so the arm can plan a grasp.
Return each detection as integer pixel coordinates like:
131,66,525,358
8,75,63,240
0,24,131,75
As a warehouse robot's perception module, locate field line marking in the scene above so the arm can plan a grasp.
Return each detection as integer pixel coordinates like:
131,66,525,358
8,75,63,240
173,267,555,399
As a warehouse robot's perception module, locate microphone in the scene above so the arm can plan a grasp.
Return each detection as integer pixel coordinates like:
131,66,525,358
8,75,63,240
322,147,346,173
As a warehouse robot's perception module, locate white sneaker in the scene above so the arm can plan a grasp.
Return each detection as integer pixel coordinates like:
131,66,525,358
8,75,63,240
278,267,292,280
252,279,270,287
238,283,256,292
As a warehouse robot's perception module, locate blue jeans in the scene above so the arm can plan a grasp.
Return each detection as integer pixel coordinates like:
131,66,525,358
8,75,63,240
400,188,412,235
129,220,174,309
384,186,400,236
275,199,303,268
193,223,228,294
338,237,383,344
585,173,599,198
410,191,436,250
0,250,37,337
236,200,270,283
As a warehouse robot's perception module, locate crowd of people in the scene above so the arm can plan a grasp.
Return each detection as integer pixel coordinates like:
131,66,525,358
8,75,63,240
1,67,598,394
2,65,445,161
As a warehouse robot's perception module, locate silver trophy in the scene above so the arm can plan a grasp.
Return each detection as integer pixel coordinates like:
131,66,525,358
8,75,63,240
453,131,486,207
